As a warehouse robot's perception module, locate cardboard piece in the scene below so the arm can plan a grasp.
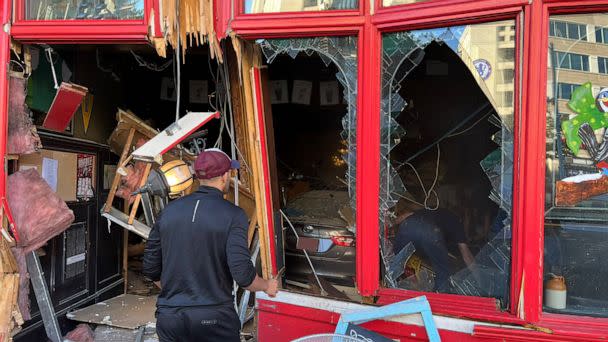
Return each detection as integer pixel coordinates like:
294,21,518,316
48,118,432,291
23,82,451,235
18,150,78,202
42,82,88,132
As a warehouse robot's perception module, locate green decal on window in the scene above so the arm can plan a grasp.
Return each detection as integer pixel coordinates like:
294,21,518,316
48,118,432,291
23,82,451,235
562,82,608,155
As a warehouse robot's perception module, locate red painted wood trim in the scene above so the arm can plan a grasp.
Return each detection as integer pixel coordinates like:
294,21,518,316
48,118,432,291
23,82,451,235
373,0,526,28
514,0,546,324
214,0,231,40
357,15,381,296
12,0,150,42
376,0,527,15
373,7,523,33
540,313,608,337
509,9,525,318
252,67,278,275
231,16,365,39
257,299,480,341
11,22,149,42
235,0,366,17
377,288,524,325
152,0,162,38
474,325,608,342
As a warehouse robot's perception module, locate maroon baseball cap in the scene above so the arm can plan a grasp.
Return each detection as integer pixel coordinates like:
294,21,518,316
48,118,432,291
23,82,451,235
194,148,240,179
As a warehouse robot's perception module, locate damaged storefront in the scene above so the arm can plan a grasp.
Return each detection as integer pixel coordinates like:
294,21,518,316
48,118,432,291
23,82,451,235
1,0,608,341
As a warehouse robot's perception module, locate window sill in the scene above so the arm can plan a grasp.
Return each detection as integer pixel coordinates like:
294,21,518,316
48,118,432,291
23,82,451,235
376,288,524,325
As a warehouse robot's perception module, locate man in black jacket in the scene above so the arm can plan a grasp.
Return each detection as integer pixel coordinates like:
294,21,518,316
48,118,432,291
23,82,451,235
143,148,278,342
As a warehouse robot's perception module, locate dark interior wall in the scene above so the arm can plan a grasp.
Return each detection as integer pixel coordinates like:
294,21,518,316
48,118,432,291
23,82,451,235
69,48,124,144
267,54,348,190
54,45,219,145
394,43,499,241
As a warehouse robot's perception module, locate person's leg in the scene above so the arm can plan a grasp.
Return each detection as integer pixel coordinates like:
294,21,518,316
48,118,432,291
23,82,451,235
399,218,451,291
182,305,241,342
155,307,187,342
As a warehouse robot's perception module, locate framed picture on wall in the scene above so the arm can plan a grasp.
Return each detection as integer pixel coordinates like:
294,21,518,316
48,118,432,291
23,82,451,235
292,80,312,105
319,81,340,106
270,80,289,104
160,77,177,101
189,80,209,104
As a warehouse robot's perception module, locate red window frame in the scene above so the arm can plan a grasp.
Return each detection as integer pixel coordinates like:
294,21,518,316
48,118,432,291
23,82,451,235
10,0,159,43
534,0,608,335
229,0,608,334
234,0,364,19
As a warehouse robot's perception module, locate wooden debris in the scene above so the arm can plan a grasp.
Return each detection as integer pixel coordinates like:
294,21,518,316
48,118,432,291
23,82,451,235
150,0,223,62
0,237,21,342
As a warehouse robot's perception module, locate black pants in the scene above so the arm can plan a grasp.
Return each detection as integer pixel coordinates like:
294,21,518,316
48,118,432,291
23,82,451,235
156,305,240,342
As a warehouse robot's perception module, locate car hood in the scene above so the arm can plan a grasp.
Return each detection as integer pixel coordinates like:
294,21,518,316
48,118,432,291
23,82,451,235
283,190,355,229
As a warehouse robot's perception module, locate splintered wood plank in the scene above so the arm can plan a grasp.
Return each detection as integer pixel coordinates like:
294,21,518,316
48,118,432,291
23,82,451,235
247,213,257,248
259,68,280,210
67,294,156,330
104,128,136,213
0,274,18,337
243,44,271,280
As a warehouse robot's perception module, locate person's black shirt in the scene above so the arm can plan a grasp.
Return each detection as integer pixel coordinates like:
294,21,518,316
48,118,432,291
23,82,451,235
143,186,256,308
411,208,466,255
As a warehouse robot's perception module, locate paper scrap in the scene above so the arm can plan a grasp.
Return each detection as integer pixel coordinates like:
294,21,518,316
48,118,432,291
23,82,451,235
66,252,86,265
42,157,59,192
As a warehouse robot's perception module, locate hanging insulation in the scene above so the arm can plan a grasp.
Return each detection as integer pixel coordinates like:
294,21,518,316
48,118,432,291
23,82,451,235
150,0,223,62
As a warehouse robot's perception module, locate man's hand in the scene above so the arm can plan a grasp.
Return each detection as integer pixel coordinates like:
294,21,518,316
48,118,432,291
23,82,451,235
265,278,279,298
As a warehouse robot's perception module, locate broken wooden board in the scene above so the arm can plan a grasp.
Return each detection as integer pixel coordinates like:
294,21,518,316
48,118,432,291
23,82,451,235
42,83,88,132
0,237,20,342
101,207,151,239
67,294,156,330
107,109,158,157
131,112,219,164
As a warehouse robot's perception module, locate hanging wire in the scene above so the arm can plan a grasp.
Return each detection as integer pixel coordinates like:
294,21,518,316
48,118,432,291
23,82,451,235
174,0,181,124
404,144,441,211
129,50,173,72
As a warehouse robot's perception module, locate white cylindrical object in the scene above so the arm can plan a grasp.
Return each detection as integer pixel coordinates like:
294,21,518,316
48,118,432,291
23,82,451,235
545,288,567,309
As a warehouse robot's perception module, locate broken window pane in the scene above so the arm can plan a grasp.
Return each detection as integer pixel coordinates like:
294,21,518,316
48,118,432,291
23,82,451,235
26,0,144,20
244,0,358,13
545,13,608,317
380,20,516,308
258,37,358,291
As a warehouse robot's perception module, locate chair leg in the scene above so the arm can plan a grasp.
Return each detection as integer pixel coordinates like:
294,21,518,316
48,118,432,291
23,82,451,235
103,128,135,213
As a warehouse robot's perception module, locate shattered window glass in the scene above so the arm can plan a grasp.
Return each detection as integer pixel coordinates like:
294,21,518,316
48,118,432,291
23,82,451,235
380,20,516,308
244,0,358,13
545,13,608,317
257,37,358,291
258,36,358,214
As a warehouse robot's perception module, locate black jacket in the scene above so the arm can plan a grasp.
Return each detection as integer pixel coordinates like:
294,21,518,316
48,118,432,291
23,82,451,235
143,186,256,308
